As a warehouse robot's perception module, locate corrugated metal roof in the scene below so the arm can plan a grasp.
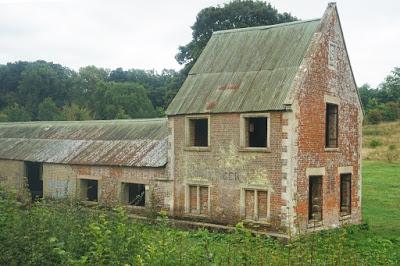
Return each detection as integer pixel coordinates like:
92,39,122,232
0,118,168,167
166,19,321,115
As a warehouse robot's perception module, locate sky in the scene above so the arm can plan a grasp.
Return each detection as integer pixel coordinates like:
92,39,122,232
0,0,399,87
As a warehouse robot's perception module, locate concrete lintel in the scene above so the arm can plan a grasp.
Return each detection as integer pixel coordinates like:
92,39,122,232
338,166,353,175
306,167,325,177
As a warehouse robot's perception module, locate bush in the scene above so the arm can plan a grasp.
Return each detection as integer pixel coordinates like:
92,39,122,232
367,109,384,124
369,139,382,148
387,144,399,162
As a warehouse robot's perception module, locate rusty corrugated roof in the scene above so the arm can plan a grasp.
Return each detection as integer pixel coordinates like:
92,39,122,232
0,118,168,167
166,19,321,115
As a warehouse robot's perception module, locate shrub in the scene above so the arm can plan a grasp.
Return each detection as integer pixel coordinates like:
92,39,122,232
369,139,382,148
0,188,399,265
387,144,399,162
367,109,384,124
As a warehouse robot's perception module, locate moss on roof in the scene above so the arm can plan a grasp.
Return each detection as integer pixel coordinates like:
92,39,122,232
167,19,321,115
0,118,168,167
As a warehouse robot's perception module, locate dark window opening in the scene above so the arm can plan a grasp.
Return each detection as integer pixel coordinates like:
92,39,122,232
247,117,267,147
189,118,208,147
340,174,351,216
309,176,323,222
124,183,145,206
326,103,338,148
25,161,43,201
81,179,98,202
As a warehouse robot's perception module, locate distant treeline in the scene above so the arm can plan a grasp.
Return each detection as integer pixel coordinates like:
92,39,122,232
0,61,184,121
359,67,400,124
0,61,399,123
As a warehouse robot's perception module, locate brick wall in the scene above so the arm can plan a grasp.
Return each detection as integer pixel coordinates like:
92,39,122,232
0,159,170,214
169,112,285,230
0,159,26,190
291,7,362,232
54,164,171,214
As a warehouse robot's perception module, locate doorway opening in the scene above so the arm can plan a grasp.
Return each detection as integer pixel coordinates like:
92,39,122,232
25,161,43,201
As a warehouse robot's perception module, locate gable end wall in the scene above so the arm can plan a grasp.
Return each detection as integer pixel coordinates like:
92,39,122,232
292,6,362,232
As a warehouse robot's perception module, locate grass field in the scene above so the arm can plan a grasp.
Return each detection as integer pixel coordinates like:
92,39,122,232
362,121,400,242
362,160,400,240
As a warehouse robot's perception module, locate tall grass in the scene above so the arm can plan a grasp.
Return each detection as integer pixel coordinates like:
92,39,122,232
363,121,400,162
0,187,398,265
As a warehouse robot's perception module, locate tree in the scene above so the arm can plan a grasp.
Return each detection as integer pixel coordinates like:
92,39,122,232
2,104,31,122
95,82,157,119
75,66,110,117
38,97,62,121
176,0,297,73
16,61,74,119
62,103,92,121
359,67,400,124
0,61,29,109
378,67,400,103
108,68,184,109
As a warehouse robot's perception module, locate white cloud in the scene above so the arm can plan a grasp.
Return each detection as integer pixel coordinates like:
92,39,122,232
0,0,398,87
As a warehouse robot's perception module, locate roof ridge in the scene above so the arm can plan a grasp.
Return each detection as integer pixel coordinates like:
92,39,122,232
213,18,321,35
0,117,167,126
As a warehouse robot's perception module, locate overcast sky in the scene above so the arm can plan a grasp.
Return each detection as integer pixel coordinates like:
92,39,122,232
0,0,399,87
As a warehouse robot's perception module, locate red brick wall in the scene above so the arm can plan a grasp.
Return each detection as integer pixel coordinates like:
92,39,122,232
293,8,362,231
169,112,285,229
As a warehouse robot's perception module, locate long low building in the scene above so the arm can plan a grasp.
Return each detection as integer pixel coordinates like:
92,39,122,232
0,3,363,235
0,119,172,213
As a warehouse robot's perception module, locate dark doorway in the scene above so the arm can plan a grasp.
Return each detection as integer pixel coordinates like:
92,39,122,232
340,174,351,216
308,175,323,222
25,161,43,200
81,179,98,201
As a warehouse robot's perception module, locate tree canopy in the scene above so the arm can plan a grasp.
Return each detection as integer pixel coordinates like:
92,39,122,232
0,61,182,122
176,0,297,73
359,68,400,124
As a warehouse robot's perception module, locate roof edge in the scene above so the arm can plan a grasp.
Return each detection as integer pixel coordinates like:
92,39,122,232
213,18,321,35
0,117,168,126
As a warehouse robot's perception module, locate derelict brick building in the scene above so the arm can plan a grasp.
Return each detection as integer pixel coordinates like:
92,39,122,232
0,3,362,235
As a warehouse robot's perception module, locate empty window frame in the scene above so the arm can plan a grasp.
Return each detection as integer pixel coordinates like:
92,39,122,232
80,179,98,202
187,118,209,147
188,185,209,215
326,103,339,148
241,115,269,148
244,189,269,221
308,176,323,222
328,41,337,69
25,161,43,200
122,183,145,207
340,174,351,216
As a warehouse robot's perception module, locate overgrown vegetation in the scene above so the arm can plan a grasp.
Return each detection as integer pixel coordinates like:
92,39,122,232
1,160,399,266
